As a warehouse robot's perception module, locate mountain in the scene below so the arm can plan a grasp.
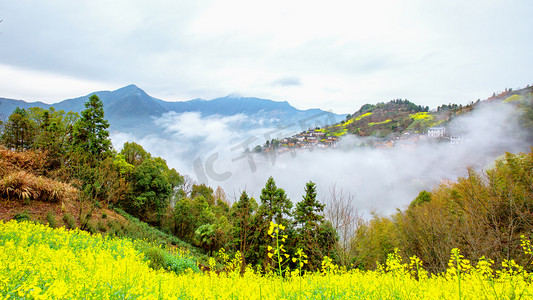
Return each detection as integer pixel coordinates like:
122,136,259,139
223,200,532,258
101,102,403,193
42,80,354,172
0,85,346,136
323,85,533,139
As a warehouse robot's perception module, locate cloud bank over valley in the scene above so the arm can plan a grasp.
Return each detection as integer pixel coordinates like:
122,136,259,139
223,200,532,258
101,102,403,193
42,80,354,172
111,101,530,217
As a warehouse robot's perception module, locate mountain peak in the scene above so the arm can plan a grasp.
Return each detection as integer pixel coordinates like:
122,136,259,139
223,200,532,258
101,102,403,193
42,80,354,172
115,84,143,93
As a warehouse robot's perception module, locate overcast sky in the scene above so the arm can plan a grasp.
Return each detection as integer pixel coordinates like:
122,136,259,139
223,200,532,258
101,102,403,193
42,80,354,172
1,0,532,113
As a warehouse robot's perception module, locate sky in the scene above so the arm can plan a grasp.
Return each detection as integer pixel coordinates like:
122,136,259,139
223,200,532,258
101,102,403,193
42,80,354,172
1,0,532,114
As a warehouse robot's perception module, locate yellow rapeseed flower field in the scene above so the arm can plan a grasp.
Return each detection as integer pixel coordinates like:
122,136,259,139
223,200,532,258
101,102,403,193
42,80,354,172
1,220,532,299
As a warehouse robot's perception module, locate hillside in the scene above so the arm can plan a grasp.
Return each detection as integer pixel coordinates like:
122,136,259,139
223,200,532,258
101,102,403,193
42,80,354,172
325,99,474,138
251,85,533,153
0,146,205,263
338,86,533,138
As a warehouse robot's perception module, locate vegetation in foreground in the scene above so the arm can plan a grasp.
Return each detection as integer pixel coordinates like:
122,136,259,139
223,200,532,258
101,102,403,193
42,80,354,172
2,88,533,298
2,219,533,299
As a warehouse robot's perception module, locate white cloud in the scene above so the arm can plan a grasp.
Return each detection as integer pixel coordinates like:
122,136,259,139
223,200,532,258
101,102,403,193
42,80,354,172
0,0,532,112
111,101,530,217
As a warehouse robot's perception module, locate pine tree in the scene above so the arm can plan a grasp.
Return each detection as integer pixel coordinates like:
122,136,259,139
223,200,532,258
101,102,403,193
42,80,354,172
231,191,258,267
258,176,292,228
72,95,111,160
294,181,325,229
294,181,336,270
248,177,293,267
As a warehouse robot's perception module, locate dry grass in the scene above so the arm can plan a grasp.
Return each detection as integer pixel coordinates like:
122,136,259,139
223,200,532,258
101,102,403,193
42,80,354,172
0,147,77,203
0,170,78,203
0,146,47,176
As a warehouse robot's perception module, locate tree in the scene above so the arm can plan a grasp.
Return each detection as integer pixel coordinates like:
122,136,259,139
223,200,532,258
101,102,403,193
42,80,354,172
231,191,258,267
191,183,215,205
127,158,172,224
120,141,151,166
294,181,324,229
325,185,364,267
1,107,35,150
27,107,79,170
409,190,432,209
294,182,336,270
71,95,111,160
258,176,292,228
249,176,293,268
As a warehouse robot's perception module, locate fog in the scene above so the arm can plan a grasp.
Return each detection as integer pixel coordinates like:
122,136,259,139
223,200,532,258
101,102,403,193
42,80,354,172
111,102,530,217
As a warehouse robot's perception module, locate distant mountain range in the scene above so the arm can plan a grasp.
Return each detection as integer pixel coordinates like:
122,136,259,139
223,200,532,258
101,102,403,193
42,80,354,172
0,85,346,136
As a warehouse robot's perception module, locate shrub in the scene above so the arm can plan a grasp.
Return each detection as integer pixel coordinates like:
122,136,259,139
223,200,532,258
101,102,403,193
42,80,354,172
63,213,77,229
13,211,31,222
46,211,59,228
138,243,200,274
86,220,98,234
97,220,108,232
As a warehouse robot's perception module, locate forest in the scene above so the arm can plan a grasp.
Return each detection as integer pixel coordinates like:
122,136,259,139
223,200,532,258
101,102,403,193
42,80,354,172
1,94,533,275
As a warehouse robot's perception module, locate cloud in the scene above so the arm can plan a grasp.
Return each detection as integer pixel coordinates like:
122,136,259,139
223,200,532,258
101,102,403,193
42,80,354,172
271,76,302,87
111,101,530,218
1,1,533,112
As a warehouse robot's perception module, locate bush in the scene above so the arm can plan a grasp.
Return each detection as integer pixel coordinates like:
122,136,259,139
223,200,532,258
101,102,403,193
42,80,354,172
46,211,59,228
86,220,98,234
63,213,77,229
137,243,200,274
13,211,31,222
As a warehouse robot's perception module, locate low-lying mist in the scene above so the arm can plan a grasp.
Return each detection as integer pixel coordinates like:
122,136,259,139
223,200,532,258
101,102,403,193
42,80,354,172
111,101,530,217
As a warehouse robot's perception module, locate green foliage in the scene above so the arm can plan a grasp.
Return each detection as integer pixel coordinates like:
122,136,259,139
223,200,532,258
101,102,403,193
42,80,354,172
138,243,200,274
113,153,134,175
120,141,151,166
191,184,215,205
63,213,77,229
71,95,112,161
351,214,398,270
294,181,339,271
13,211,31,222
231,191,258,265
358,149,533,273
111,208,202,257
258,176,293,228
295,182,324,229
46,211,59,228
128,158,173,223
195,224,216,251
27,107,78,170
1,107,35,151
409,190,432,209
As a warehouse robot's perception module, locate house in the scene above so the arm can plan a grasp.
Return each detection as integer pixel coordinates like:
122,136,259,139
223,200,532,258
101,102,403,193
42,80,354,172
374,140,394,149
450,136,464,145
428,127,445,138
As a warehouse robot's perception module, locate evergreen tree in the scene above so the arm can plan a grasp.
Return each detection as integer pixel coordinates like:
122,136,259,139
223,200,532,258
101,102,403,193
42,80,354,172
294,181,335,270
249,176,293,268
231,191,258,267
258,176,292,228
72,95,111,160
294,181,325,229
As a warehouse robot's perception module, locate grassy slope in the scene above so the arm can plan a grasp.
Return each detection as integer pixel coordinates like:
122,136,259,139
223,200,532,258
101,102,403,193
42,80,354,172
322,86,533,139
0,146,206,265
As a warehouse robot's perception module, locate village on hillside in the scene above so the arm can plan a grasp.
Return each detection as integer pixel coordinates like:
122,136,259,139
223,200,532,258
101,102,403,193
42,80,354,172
257,125,464,155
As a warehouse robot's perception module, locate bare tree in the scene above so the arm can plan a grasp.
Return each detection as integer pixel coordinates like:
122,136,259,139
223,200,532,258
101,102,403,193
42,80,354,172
325,184,364,266
180,174,196,198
